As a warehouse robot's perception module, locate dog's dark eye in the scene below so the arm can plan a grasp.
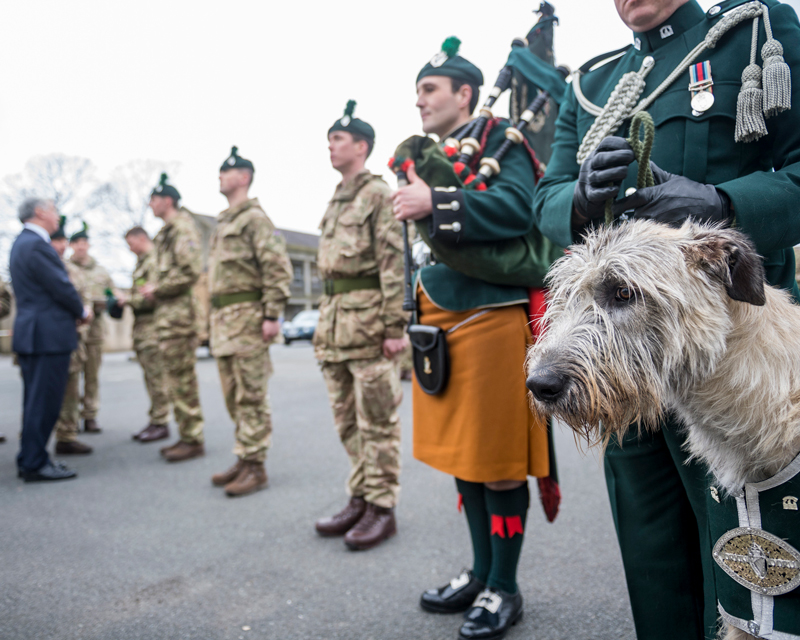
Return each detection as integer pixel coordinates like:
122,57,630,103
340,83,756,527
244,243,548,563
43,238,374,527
615,287,634,303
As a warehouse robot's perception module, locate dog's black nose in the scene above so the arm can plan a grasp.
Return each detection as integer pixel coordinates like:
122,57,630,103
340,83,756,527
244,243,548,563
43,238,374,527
526,369,568,402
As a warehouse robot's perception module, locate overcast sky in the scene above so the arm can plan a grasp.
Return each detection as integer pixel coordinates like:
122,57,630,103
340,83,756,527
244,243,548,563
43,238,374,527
3,0,799,237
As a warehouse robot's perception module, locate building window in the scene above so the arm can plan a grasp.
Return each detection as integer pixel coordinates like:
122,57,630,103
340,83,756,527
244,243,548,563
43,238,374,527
292,261,304,288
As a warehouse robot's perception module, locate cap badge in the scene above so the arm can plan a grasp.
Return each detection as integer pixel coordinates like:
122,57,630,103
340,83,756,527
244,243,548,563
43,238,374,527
227,157,236,166
430,51,448,68
340,115,351,127
155,186,163,193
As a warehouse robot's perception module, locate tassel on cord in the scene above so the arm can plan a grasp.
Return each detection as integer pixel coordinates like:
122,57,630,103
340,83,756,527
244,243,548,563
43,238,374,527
760,6,791,117
736,18,768,142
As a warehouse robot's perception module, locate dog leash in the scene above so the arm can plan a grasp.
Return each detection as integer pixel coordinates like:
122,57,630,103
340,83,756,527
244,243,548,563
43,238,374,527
605,111,655,226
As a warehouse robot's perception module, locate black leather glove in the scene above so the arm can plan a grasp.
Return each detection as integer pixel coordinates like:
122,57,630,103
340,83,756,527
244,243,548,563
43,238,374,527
573,137,635,228
613,163,732,226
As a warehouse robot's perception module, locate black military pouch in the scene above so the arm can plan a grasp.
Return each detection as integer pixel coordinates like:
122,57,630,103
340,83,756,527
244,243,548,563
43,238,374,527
408,324,450,395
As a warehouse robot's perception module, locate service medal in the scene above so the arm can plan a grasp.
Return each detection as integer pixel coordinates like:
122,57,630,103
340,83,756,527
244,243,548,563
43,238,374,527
691,90,715,113
689,60,714,117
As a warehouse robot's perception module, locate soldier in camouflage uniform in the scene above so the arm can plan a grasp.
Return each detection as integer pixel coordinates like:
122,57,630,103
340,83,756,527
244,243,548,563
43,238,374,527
313,103,407,551
124,226,170,443
209,147,292,498
140,174,205,463
51,221,95,455
68,225,113,434
0,278,10,443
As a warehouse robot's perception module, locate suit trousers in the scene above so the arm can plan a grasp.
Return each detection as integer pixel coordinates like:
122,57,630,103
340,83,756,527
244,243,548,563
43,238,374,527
604,420,717,640
17,352,71,472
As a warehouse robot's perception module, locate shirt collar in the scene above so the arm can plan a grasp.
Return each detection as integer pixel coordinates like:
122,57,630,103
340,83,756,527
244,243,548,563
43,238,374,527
632,0,705,54
24,222,51,243
332,170,373,201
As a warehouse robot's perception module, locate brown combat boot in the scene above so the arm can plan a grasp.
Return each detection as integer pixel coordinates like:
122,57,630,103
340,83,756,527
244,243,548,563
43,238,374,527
344,503,397,551
55,440,93,455
163,441,204,462
138,424,169,443
223,461,267,497
83,419,102,433
315,497,367,537
211,459,245,487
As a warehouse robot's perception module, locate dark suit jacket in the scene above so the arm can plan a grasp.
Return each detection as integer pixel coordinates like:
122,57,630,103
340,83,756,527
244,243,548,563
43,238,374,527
9,228,84,355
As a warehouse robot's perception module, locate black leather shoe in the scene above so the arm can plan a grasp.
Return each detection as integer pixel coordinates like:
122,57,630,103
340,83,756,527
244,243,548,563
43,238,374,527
420,570,485,614
459,588,523,640
20,461,78,483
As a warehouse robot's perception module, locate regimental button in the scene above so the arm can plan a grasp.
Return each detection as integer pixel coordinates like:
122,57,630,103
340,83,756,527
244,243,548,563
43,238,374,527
450,200,460,211
452,221,462,233
708,5,721,16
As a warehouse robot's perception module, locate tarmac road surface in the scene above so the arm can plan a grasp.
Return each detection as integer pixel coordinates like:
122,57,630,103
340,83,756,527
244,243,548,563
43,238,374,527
0,344,635,640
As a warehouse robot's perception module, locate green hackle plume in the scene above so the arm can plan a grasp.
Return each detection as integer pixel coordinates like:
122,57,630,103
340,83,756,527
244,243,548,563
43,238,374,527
231,146,238,157
344,100,356,117
159,172,168,186
81,221,89,232
58,215,66,228
441,36,461,58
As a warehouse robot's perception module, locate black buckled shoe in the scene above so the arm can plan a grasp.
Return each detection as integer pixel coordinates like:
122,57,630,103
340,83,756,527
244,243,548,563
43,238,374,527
420,570,485,614
459,588,523,640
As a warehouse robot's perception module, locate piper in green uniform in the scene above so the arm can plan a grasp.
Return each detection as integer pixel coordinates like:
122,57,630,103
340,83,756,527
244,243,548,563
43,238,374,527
393,38,551,640
532,1,800,638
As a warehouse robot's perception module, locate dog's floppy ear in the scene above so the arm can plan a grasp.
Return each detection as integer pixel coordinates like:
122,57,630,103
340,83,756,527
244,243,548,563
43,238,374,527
682,225,766,306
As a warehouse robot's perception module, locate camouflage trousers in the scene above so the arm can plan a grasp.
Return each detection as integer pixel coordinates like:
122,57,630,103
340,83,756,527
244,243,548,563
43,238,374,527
216,347,273,463
321,356,402,509
135,343,170,425
160,336,204,444
54,346,86,443
80,342,102,420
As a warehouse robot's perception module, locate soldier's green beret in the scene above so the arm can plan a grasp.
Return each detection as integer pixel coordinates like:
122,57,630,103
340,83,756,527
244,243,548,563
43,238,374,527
69,221,89,243
417,37,484,87
50,215,67,241
328,100,375,143
151,173,181,202
220,146,255,172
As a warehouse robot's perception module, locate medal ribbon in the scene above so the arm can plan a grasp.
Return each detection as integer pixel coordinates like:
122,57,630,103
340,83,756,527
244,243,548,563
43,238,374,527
690,60,714,94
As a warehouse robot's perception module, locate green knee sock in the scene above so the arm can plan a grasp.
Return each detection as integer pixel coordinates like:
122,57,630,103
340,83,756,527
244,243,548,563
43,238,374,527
485,483,530,594
455,477,492,583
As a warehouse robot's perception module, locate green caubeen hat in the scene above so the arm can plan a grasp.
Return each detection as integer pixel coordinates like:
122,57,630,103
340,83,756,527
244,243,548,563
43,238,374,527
50,215,67,241
328,100,375,142
220,146,255,172
417,36,484,87
150,173,181,202
69,221,89,243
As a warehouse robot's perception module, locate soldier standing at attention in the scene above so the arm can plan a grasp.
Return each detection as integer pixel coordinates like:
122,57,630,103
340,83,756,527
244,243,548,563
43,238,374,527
140,174,206,463
532,1,800,638
68,225,113,434
51,219,94,455
392,40,550,639
209,147,292,497
313,103,407,550
123,225,170,443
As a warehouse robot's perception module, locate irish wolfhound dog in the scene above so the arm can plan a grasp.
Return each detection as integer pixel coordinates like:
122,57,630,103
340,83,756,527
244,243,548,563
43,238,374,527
526,220,800,640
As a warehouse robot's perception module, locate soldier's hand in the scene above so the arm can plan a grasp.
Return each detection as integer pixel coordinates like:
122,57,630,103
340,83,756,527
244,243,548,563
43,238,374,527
382,336,409,359
573,137,635,228
262,319,280,342
392,165,433,222
79,305,94,326
139,283,156,301
614,164,733,227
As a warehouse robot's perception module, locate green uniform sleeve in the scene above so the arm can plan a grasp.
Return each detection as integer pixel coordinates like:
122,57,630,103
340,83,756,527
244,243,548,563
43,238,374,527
716,2,800,253
372,187,407,340
250,218,292,319
155,221,201,299
531,88,581,249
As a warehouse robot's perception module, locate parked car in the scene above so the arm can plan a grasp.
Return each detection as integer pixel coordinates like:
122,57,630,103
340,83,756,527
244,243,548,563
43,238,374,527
282,309,320,345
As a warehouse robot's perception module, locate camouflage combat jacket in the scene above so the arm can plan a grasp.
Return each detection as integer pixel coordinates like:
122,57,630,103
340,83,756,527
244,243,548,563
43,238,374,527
129,249,159,350
0,280,11,320
314,170,406,363
69,255,113,344
208,197,292,357
153,210,202,340
64,258,91,358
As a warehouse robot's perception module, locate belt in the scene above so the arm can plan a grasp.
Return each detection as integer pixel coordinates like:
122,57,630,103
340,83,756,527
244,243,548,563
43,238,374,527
211,291,261,309
323,276,381,296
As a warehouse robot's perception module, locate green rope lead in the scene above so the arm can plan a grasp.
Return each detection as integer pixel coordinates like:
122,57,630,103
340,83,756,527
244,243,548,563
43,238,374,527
604,111,656,225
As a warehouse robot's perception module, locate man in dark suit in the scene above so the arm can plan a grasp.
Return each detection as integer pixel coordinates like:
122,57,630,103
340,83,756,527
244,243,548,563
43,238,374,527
10,198,91,482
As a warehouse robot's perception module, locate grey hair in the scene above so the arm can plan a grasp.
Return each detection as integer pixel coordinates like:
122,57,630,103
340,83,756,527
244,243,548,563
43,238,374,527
18,198,50,223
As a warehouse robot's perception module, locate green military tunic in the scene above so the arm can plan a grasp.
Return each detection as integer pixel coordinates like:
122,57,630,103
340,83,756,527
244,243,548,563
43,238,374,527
532,2,800,639
416,119,536,311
